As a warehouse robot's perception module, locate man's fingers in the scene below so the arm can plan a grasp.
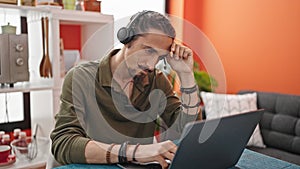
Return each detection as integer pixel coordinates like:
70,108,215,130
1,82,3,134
162,151,175,161
179,47,185,59
174,45,180,60
183,50,190,59
169,145,177,154
169,42,193,60
171,42,176,52
156,156,169,169
161,140,177,154
169,51,173,58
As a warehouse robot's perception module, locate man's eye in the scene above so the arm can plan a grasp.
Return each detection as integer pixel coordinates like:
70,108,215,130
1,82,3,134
145,48,156,54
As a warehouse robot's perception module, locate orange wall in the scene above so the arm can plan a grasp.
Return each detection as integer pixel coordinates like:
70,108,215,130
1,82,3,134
60,25,81,51
183,0,300,95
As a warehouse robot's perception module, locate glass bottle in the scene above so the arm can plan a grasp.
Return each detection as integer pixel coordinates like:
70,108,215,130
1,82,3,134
0,131,5,145
1,134,10,146
13,128,21,140
75,0,84,11
17,132,28,154
17,132,27,147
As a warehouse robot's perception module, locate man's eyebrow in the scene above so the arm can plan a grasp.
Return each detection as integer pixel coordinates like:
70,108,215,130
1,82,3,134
143,45,158,53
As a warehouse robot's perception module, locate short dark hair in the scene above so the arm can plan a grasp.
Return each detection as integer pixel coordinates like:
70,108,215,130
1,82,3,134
130,11,176,39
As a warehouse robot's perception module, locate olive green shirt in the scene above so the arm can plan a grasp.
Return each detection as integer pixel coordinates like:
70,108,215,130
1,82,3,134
50,49,198,164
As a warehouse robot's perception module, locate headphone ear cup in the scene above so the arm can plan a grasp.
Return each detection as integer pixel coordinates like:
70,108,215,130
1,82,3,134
117,27,136,44
117,27,129,44
126,28,135,43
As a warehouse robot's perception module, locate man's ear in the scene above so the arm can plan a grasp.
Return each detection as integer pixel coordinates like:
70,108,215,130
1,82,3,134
126,41,132,48
126,39,136,49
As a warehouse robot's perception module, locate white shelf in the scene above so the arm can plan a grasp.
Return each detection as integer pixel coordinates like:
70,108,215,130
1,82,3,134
0,3,50,16
0,79,53,93
0,3,113,25
52,9,113,25
0,3,46,11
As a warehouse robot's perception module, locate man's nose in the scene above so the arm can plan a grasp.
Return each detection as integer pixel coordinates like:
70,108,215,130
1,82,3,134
149,57,159,69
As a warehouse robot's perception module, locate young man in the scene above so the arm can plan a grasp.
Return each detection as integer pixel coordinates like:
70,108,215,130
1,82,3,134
50,10,201,168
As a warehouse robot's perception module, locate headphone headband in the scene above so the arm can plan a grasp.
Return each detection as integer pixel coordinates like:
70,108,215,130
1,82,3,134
117,10,150,44
128,10,149,30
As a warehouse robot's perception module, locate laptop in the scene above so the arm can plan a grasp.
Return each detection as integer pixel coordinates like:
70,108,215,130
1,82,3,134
118,109,264,169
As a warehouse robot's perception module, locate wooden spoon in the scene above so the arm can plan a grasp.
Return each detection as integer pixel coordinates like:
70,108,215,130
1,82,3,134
40,17,52,78
43,17,53,78
39,17,45,77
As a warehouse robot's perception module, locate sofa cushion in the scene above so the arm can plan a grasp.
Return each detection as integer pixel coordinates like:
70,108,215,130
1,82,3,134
296,120,300,136
239,91,300,155
247,146,300,165
200,91,266,148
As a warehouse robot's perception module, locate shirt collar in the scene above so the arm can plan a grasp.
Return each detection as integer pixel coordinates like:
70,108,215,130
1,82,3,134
98,49,119,87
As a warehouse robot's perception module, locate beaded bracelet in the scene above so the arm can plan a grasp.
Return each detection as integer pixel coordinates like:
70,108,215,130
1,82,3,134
106,144,115,164
182,101,201,109
118,141,129,163
132,143,140,162
180,84,198,94
181,91,201,109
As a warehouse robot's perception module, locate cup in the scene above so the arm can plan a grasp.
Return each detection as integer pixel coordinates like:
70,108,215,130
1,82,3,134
63,0,75,10
0,145,11,163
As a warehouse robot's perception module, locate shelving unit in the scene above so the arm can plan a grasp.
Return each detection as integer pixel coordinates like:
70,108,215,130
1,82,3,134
40,6,114,117
0,79,53,93
0,4,113,168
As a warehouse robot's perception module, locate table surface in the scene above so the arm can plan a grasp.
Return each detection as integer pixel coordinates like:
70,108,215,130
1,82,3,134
53,149,300,169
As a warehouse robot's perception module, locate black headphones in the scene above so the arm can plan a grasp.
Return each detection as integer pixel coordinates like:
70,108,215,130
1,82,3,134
117,10,150,44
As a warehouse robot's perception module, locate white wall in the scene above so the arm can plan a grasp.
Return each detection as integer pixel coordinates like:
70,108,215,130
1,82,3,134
0,12,21,34
101,0,165,48
101,0,165,20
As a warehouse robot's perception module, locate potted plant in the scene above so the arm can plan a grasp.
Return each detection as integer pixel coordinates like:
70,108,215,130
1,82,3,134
193,62,218,92
162,62,218,94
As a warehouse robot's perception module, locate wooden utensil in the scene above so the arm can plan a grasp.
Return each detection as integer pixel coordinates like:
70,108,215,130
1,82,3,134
39,17,45,77
43,17,52,78
39,17,53,78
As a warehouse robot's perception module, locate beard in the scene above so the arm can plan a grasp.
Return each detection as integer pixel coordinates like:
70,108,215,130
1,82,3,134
128,64,154,83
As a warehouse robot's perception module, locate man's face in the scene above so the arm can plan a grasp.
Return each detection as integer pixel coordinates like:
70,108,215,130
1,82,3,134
124,31,173,78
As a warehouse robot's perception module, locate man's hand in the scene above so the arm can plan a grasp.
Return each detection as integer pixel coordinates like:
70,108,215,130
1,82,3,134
166,42,195,88
166,42,194,74
133,140,177,169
